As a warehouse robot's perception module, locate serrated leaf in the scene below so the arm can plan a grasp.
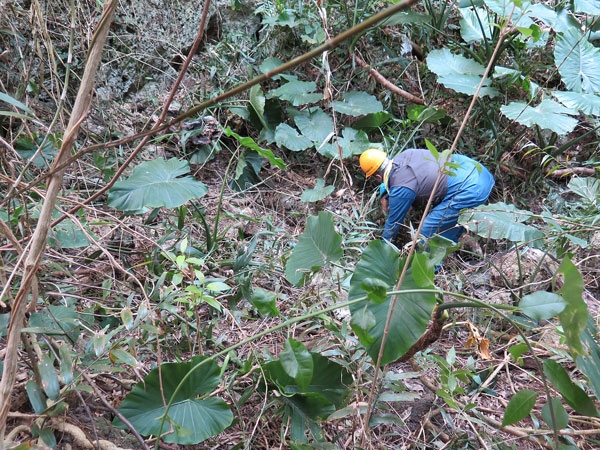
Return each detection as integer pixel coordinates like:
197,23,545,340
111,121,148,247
268,80,322,106
520,291,566,320
555,28,600,94
318,127,373,159
293,108,334,144
502,390,538,426
300,179,334,202
107,158,208,213
553,91,600,116
281,338,314,390
274,123,313,151
458,202,544,242
285,211,343,286
114,356,233,444
541,398,569,429
500,100,578,135
459,7,493,43
249,287,280,317
426,49,498,97
332,91,383,116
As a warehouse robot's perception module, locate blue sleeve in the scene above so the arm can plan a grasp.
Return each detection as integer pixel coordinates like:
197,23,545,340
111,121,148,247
382,186,416,241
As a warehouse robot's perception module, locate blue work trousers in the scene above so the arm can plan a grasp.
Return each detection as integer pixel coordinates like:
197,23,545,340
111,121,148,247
421,155,495,242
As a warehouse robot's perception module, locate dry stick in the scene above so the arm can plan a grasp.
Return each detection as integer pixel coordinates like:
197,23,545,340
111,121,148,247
546,167,597,177
7,0,422,217
354,54,425,105
360,15,515,449
0,0,118,442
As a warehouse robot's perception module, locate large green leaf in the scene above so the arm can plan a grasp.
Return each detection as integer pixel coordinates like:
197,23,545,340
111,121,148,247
426,49,498,97
574,0,600,14
285,211,343,286
348,241,437,365
262,352,352,419
543,359,598,417
519,291,566,320
484,0,534,28
293,108,334,144
332,91,383,116
555,28,600,94
500,100,578,135
107,158,208,213
301,179,334,202
541,398,569,430
458,202,544,243
502,390,537,426
274,123,313,151
48,217,94,249
249,84,267,129
249,287,280,317
268,80,322,106
557,256,588,357
553,91,600,116
114,356,233,444
318,127,373,159
459,7,493,43
281,338,314,391
568,177,600,207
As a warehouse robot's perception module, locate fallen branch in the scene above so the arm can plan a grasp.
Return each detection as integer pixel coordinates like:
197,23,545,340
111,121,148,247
354,54,425,105
546,167,597,178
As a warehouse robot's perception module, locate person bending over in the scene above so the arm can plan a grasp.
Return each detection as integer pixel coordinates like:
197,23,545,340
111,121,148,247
359,148,494,243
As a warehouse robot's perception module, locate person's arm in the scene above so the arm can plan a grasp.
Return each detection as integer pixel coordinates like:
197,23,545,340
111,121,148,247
382,186,416,241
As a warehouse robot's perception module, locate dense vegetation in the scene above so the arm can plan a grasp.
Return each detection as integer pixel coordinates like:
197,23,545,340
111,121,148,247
1,0,599,448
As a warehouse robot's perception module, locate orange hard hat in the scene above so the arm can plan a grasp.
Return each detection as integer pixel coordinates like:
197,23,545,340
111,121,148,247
360,149,388,177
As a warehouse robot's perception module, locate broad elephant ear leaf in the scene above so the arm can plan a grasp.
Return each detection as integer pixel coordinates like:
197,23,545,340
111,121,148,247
458,202,544,243
107,158,207,213
426,48,498,98
114,356,233,445
554,28,600,94
553,91,600,116
348,240,437,365
332,91,383,116
285,211,343,286
500,100,578,135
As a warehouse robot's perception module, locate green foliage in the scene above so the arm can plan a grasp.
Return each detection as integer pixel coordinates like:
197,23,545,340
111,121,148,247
348,241,437,365
262,351,351,441
426,49,498,98
332,91,383,116
519,291,566,320
502,390,537,426
301,179,334,202
267,80,322,106
280,338,314,390
500,100,578,135
543,359,598,417
553,91,600,116
459,7,493,43
458,202,544,243
114,356,233,444
554,28,600,94
107,158,208,213
556,256,588,357
541,398,569,430
285,212,343,286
